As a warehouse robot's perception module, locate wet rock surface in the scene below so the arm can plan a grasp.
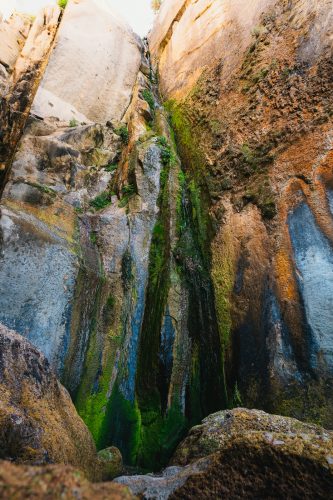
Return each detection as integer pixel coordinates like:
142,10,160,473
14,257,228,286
150,0,333,426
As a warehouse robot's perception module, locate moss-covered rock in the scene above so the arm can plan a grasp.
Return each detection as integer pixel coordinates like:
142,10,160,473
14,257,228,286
115,408,333,499
0,323,103,481
0,461,134,500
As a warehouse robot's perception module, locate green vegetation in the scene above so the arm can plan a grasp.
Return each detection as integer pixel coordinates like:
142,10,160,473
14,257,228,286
89,191,112,211
58,0,68,8
90,232,98,245
69,118,79,127
105,163,118,173
26,181,57,198
118,184,136,208
157,136,176,167
115,125,129,145
142,89,155,112
232,382,243,407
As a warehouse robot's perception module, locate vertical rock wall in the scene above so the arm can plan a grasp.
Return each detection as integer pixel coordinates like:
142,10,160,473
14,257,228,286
150,0,333,427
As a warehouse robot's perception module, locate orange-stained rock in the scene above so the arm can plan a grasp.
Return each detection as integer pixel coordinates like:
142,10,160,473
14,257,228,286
150,0,333,425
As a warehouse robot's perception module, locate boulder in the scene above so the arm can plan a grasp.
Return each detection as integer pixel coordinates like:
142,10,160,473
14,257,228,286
0,323,115,481
115,408,333,498
0,12,31,70
0,461,134,500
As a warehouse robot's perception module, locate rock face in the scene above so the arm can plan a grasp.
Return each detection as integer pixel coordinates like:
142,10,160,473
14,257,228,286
150,0,333,427
150,0,276,98
32,0,142,123
1,0,333,486
0,461,134,500
0,5,61,190
0,323,98,479
115,408,333,498
0,119,121,374
0,12,31,71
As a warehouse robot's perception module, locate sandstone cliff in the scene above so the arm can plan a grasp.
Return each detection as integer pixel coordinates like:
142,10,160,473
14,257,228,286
150,0,333,427
0,0,333,490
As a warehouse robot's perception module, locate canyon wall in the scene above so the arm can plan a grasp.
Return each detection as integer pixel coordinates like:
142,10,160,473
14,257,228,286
0,0,333,478
150,0,333,426
0,0,217,470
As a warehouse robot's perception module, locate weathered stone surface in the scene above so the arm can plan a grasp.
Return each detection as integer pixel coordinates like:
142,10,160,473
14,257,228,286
14,5,61,82
0,12,31,70
0,6,61,191
115,408,333,499
0,461,134,500
150,0,333,427
0,323,98,479
32,0,142,123
150,0,277,98
0,119,121,375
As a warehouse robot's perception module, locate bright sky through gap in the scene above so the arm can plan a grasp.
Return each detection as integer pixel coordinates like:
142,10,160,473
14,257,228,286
0,0,156,36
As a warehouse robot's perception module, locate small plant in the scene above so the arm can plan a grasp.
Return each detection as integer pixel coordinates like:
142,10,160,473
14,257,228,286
115,125,129,145
69,118,79,127
106,294,115,309
157,136,168,147
105,163,118,173
118,184,136,208
90,232,98,245
157,136,176,166
142,89,155,111
89,192,112,210
122,184,135,196
231,382,243,407
58,0,68,8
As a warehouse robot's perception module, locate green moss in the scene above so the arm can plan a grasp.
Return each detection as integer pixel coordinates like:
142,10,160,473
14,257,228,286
89,192,112,211
102,385,142,464
115,125,129,145
138,403,187,470
58,0,68,9
142,89,155,112
90,231,98,245
164,100,205,178
105,163,118,172
69,118,79,127
75,287,116,445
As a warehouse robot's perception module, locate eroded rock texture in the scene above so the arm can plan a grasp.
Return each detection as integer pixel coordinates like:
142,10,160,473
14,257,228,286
0,323,99,479
0,461,134,500
0,5,61,190
150,0,333,427
1,0,333,482
115,408,333,499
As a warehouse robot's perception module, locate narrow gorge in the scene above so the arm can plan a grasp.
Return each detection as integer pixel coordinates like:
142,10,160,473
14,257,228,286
0,0,333,498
